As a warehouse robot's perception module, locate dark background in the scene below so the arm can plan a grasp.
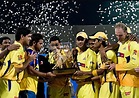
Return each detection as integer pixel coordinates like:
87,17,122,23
1,0,139,33
0,0,139,47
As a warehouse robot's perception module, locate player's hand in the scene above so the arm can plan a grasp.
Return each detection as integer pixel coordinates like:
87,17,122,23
74,71,84,76
97,69,105,75
28,52,37,62
7,44,20,51
45,72,56,78
99,46,106,54
108,63,116,70
99,45,105,51
99,47,108,62
134,67,139,72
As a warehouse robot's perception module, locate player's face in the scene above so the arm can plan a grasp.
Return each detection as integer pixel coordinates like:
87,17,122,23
35,39,43,51
115,27,127,42
23,34,32,46
76,36,86,48
2,39,11,49
50,40,61,50
88,39,95,50
93,39,101,48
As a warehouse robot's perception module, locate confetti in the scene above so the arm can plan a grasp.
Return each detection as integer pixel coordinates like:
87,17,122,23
0,0,139,47
97,1,139,42
0,0,80,47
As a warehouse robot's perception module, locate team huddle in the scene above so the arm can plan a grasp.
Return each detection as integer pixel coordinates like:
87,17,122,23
0,22,139,98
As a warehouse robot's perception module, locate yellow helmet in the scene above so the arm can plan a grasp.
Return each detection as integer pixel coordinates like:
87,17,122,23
76,32,88,39
89,32,108,41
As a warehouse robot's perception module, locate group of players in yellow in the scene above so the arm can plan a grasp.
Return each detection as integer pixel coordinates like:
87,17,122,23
0,27,55,98
73,22,139,98
0,22,139,98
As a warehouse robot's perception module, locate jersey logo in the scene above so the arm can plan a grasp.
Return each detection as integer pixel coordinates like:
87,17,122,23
83,57,86,60
133,50,137,55
77,62,85,67
123,47,126,50
125,91,131,96
117,52,124,58
18,55,23,60
132,57,136,60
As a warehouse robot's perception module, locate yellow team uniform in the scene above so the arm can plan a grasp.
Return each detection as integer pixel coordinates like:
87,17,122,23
19,48,39,97
116,41,139,98
0,41,25,98
0,50,5,67
98,50,120,98
0,50,5,76
48,50,71,98
76,48,99,98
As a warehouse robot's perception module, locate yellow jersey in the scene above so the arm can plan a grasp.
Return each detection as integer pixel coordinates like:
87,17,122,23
20,48,39,94
0,50,5,66
77,48,97,79
0,41,25,81
97,50,117,84
76,48,100,98
77,48,97,71
116,41,139,87
0,50,5,75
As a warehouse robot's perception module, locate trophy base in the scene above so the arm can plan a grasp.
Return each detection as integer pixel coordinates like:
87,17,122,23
72,75,92,80
53,68,76,75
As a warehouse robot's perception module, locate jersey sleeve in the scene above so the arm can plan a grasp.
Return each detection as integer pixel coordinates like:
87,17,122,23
87,50,97,70
10,49,24,65
106,50,115,60
116,42,139,71
100,50,117,69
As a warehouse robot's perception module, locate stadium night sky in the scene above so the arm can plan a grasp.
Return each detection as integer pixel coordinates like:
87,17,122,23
0,0,139,34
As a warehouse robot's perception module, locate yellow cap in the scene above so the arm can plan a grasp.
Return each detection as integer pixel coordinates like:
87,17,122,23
89,32,108,40
127,27,132,33
76,32,88,39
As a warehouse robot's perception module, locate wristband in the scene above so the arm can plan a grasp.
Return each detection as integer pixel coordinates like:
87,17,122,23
92,70,98,76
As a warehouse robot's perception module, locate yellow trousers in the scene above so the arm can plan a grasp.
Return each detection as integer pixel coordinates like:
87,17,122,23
77,82,100,98
99,82,120,98
120,86,139,98
0,79,20,98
